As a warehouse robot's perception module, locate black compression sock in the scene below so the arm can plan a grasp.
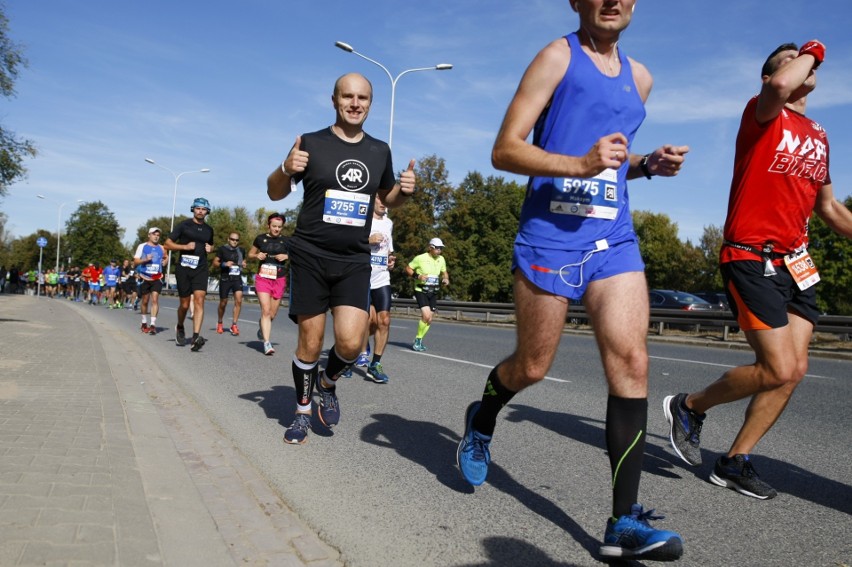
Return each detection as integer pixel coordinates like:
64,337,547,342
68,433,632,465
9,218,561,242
606,395,648,518
471,366,516,437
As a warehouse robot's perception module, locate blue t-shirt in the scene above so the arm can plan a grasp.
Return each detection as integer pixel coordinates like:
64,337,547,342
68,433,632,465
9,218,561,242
516,32,646,252
103,266,121,286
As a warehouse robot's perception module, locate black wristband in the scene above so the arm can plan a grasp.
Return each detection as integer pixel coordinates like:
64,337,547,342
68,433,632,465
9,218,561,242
640,154,653,179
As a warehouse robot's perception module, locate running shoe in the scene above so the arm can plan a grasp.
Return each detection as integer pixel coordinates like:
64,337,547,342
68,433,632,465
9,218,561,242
140,323,149,333
283,413,311,445
663,393,704,466
263,341,275,356
355,352,369,367
316,375,340,428
147,325,157,336
709,454,777,500
412,338,426,352
457,401,491,486
216,322,224,334
367,362,389,384
230,323,239,336
190,335,205,352
175,325,186,347
599,504,684,561
340,367,353,379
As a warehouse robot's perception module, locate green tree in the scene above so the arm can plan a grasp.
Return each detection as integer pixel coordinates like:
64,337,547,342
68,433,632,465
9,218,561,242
4,229,52,272
391,155,455,296
695,224,725,291
63,201,127,267
0,7,36,196
633,210,696,290
807,196,852,315
441,172,523,302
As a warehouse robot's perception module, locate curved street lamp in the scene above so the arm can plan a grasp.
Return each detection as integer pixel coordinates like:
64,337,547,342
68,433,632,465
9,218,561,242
144,158,210,288
334,41,452,149
37,194,84,272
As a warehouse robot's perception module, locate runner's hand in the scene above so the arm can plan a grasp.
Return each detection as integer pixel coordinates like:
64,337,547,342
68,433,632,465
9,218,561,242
283,135,308,176
399,159,416,195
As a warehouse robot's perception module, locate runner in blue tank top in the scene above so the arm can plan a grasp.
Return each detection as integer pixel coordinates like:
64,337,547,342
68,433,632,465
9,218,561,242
457,0,689,561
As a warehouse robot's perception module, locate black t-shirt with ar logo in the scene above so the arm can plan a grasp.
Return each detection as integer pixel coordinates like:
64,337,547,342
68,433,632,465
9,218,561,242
289,127,395,262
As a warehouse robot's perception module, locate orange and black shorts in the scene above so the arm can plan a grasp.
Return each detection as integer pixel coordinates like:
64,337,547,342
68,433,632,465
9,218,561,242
721,260,819,331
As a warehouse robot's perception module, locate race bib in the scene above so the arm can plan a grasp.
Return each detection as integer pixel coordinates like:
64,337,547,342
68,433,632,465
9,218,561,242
259,263,278,280
180,255,200,269
143,264,161,275
424,275,440,287
549,168,619,220
228,265,241,276
323,189,370,227
371,255,388,267
784,249,820,291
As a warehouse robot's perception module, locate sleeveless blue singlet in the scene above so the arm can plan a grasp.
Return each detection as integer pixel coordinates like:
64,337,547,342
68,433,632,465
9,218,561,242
515,32,646,252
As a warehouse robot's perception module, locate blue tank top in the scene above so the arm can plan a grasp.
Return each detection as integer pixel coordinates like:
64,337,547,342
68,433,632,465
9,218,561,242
516,32,646,251
136,244,164,277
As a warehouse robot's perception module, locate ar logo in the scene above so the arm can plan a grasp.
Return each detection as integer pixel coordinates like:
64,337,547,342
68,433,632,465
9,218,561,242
336,159,370,191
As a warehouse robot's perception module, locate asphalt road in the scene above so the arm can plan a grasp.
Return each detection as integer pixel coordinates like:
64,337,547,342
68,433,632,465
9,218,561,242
82,297,851,567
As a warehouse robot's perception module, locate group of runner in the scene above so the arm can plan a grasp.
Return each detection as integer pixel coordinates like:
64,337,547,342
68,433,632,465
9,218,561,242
257,0,851,562
10,260,140,306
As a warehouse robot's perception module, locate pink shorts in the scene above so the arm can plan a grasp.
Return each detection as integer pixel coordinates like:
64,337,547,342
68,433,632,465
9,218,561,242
255,275,286,300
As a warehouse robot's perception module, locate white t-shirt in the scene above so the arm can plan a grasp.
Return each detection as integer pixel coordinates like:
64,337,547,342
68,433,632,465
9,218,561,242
369,215,394,289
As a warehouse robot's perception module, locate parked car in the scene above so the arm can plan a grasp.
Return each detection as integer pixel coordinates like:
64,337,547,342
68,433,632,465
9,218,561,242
693,291,730,310
648,290,724,311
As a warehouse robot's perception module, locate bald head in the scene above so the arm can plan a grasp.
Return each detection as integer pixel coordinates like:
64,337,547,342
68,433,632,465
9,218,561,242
334,73,373,101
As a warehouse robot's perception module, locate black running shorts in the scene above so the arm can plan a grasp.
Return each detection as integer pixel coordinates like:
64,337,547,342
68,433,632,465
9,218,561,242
721,260,819,331
288,247,370,323
175,266,209,298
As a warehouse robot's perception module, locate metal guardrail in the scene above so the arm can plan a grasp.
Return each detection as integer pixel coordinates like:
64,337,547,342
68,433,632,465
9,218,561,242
390,298,852,341
163,288,852,341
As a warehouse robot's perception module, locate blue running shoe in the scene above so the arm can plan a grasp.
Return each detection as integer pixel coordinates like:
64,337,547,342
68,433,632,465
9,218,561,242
283,413,311,445
457,401,491,486
340,367,353,379
355,352,369,367
367,362,389,384
316,375,340,428
600,504,683,561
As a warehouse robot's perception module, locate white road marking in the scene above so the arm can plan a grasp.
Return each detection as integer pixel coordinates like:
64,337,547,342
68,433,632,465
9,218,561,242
399,349,570,383
650,355,835,380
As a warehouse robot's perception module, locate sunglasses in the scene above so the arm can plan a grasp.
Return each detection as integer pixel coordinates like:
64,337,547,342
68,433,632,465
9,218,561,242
228,237,240,242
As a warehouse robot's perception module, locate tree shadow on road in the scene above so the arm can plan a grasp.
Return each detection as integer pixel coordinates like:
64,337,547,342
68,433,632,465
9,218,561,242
237,384,333,439
503,404,682,481
361,412,602,563
451,536,647,567
506,403,852,515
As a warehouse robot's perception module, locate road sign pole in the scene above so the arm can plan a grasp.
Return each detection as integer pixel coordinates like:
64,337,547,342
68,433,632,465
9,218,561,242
36,236,48,298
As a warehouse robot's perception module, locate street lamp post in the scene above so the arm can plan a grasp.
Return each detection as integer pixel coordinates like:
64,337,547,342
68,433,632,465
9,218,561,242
37,195,83,273
334,41,452,149
144,158,210,288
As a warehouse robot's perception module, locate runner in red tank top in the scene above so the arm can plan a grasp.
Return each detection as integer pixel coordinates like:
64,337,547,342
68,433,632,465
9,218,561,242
664,40,852,500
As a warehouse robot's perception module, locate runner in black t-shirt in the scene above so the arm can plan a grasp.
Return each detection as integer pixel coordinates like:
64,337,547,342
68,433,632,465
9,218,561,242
266,73,416,445
164,197,214,351
213,231,247,337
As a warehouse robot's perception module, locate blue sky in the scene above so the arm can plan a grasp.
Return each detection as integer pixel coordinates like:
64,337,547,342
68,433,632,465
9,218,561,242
2,0,851,246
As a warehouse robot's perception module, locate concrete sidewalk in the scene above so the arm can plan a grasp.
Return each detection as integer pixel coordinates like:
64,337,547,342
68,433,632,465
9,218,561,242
0,295,342,567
